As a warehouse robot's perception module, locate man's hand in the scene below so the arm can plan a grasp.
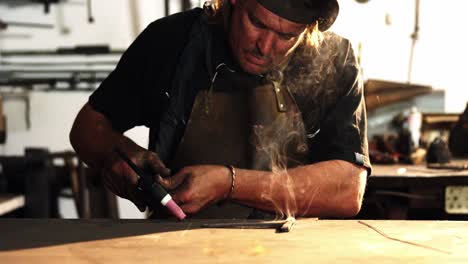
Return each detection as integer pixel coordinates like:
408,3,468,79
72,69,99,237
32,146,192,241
102,145,170,212
70,103,171,212
158,165,232,214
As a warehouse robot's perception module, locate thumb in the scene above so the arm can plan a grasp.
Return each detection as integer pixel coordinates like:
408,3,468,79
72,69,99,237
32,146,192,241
158,170,188,191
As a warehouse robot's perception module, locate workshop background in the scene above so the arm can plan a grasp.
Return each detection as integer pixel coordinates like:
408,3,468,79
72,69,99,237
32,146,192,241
1,0,467,219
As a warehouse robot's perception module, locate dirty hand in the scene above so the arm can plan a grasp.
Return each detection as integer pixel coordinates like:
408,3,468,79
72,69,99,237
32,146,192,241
101,142,170,212
158,165,232,214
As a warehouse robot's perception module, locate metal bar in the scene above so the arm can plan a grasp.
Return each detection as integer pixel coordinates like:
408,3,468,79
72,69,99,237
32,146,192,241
0,50,124,56
1,21,54,29
2,70,112,74
0,33,32,39
201,220,288,229
1,61,118,66
0,78,106,87
0,86,97,92
0,77,106,83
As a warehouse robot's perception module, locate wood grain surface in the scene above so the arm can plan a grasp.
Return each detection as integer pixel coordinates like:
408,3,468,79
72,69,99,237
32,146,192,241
0,219,467,263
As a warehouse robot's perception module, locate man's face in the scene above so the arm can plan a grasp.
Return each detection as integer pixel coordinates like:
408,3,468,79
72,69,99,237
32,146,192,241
228,0,307,75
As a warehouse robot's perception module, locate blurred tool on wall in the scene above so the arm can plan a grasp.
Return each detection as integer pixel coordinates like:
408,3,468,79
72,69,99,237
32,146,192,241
408,107,422,148
369,101,467,171
426,137,451,164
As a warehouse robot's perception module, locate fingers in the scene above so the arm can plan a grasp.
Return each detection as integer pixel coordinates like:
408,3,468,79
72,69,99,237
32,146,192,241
158,170,189,191
122,170,148,212
170,182,203,214
103,148,172,213
102,169,147,212
170,185,188,204
101,169,124,197
180,203,200,214
171,185,199,214
146,154,171,178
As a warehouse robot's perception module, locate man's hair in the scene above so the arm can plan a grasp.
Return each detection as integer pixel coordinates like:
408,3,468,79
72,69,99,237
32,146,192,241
208,0,323,48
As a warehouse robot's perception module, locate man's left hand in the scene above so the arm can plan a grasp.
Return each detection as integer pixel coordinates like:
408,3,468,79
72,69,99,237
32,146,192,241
157,165,232,214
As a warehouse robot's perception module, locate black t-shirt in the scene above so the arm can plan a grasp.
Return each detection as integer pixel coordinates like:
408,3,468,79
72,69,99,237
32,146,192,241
89,8,372,174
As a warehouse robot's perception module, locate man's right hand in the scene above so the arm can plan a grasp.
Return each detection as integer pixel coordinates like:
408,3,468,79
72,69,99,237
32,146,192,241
101,143,171,212
70,103,171,212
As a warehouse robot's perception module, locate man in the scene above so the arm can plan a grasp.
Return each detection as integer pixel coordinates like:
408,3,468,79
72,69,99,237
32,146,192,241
70,0,371,219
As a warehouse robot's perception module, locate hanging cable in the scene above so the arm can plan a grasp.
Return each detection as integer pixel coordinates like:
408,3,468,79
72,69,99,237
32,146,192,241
87,0,95,23
407,0,420,83
165,0,170,16
44,0,51,13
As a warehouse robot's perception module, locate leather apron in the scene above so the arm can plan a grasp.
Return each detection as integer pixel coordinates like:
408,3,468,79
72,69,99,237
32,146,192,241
167,64,309,219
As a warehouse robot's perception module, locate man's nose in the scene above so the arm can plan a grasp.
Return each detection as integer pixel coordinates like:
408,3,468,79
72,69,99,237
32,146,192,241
256,31,275,57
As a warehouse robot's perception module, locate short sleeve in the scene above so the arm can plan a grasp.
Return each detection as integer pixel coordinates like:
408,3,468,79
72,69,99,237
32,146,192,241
89,21,156,132
308,42,372,175
88,9,203,133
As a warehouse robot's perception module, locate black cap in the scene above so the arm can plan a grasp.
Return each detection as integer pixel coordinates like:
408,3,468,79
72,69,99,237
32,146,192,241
256,0,339,31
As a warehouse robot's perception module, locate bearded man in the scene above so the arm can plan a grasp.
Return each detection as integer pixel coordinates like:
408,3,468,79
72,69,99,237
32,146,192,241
70,0,371,219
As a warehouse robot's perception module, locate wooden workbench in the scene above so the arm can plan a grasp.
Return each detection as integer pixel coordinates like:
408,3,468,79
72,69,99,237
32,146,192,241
362,160,468,219
0,219,467,263
369,160,468,188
